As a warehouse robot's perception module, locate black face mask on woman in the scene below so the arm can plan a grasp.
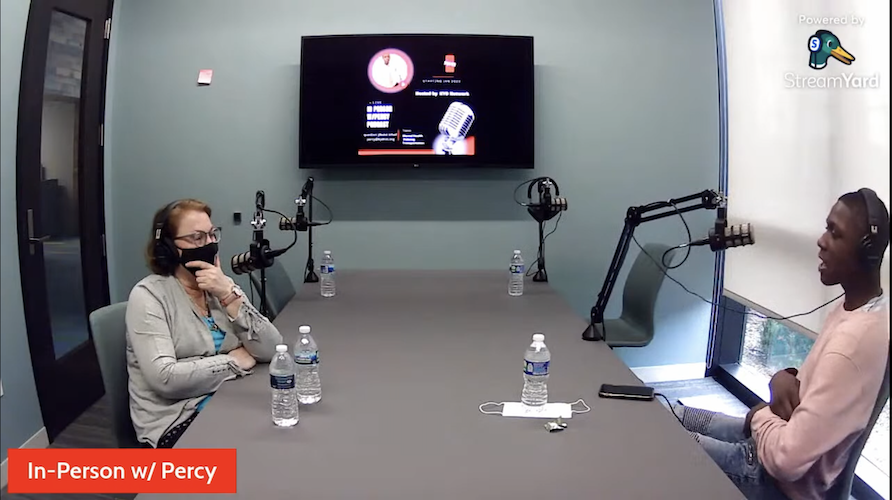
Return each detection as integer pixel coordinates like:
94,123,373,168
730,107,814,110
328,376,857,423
178,242,218,275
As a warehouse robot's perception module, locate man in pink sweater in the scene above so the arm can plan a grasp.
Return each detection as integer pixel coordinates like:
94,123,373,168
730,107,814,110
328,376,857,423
672,189,890,499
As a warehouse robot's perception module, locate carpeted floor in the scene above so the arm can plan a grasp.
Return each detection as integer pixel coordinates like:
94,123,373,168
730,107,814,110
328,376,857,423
0,396,134,500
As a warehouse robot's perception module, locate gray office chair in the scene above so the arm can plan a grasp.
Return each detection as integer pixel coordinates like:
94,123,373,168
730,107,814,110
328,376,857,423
603,243,672,348
825,354,890,500
249,259,296,321
89,301,139,448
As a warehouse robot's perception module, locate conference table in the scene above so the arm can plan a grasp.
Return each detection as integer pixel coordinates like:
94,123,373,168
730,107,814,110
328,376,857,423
141,270,744,499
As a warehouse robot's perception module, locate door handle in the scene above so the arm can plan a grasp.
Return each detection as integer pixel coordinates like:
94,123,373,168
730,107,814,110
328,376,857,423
26,209,49,254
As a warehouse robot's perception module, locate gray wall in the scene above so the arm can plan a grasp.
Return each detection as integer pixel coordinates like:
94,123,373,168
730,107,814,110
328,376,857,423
106,0,719,368
1,0,46,462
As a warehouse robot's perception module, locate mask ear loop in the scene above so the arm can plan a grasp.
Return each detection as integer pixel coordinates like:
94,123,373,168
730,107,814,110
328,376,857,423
479,402,504,415
570,399,591,414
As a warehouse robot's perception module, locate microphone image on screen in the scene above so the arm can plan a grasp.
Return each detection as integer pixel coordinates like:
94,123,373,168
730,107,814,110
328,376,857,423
434,101,475,155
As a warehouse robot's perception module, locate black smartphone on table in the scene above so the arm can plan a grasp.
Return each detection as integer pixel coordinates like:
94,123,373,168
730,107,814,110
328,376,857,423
598,384,655,401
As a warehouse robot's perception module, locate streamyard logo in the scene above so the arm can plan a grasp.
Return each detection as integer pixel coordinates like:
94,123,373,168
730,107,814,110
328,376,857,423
808,30,854,69
784,30,879,89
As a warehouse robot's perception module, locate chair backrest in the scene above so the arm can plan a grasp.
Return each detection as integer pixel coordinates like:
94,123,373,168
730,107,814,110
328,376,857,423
826,353,891,500
249,259,296,321
89,301,139,448
620,243,672,335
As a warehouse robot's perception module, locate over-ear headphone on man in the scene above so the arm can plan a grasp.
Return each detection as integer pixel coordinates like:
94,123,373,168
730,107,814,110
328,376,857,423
153,200,183,273
858,188,887,268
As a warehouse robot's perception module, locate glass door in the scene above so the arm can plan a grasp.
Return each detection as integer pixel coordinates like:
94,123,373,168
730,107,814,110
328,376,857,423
16,0,111,441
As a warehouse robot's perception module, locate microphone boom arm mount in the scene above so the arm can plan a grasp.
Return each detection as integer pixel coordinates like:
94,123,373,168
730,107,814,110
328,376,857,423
581,189,723,342
231,190,295,317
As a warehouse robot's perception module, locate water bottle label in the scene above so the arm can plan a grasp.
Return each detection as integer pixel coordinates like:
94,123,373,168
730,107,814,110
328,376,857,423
270,374,295,389
510,264,524,274
320,265,335,274
294,351,319,365
523,360,549,376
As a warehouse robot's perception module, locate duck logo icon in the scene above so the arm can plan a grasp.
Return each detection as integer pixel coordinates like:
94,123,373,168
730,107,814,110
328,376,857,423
808,30,855,70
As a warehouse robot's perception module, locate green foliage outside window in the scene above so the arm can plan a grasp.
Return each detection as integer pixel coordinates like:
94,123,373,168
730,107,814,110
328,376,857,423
758,318,815,372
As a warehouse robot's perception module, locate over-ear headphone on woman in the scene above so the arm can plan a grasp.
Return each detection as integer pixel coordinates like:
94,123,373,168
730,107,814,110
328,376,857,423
152,200,183,274
858,188,888,268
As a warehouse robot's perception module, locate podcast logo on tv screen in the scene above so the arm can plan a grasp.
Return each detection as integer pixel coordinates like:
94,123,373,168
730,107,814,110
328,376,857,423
444,54,456,73
808,30,855,70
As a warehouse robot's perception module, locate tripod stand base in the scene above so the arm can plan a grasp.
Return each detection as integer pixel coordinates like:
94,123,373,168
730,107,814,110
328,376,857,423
532,268,548,282
304,270,319,283
581,322,604,342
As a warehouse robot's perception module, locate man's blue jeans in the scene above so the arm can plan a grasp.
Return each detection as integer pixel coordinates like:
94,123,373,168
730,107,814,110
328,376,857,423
672,404,790,499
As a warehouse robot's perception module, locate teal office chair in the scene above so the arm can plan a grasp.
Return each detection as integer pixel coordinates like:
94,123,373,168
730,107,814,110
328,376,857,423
826,354,890,500
249,259,296,321
89,301,139,448
603,243,672,348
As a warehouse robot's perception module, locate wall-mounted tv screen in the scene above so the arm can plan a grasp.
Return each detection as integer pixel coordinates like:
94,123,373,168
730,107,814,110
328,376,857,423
299,34,534,169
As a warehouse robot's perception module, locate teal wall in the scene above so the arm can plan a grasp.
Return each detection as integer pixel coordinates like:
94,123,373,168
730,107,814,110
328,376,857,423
106,0,720,368
1,0,45,462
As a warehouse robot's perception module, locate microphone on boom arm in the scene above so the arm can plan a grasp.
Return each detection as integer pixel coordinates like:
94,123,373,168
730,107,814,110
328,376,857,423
230,190,288,275
686,205,755,252
278,178,325,231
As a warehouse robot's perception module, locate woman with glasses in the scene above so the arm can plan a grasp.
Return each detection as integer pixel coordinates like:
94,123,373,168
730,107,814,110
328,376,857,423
126,199,283,448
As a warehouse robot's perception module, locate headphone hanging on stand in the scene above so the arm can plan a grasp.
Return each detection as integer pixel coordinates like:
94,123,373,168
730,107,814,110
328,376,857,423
527,177,561,201
526,177,567,223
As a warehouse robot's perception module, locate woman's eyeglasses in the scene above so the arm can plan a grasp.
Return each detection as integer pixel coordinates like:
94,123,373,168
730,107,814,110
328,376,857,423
174,227,222,246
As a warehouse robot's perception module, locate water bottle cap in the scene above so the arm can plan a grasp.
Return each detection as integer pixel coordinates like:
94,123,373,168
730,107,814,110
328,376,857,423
324,250,331,254
299,325,311,334
532,333,545,342
514,250,521,254
276,344,288,353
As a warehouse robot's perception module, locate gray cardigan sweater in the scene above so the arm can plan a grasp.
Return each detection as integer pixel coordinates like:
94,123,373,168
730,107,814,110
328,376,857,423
125,274,283,447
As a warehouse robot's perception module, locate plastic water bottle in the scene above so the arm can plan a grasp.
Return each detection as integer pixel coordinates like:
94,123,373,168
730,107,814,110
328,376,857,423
294,325,322,404
521,333,550,407
508,250,524,297
320,250,336,297
270,344,299,426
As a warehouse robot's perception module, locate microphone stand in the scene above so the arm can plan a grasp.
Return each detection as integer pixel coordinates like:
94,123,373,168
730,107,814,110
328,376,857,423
302,177,319,283
581,189,722,342
534,220,548,282
252,192,270,317
527,179,559,283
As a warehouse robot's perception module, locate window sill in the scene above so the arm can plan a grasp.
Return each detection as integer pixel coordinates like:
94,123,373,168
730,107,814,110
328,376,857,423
716,363,889,500
720,363,770,402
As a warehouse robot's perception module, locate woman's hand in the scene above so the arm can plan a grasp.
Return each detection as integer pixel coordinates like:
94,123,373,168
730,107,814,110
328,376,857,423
187,256,233,300
228,346,257,371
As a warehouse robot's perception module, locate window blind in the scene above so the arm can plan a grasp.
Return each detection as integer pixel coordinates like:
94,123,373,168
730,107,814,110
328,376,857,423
721,0,889,334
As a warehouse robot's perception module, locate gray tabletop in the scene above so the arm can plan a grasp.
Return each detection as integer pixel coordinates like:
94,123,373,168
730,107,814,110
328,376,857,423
141,270,744,499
